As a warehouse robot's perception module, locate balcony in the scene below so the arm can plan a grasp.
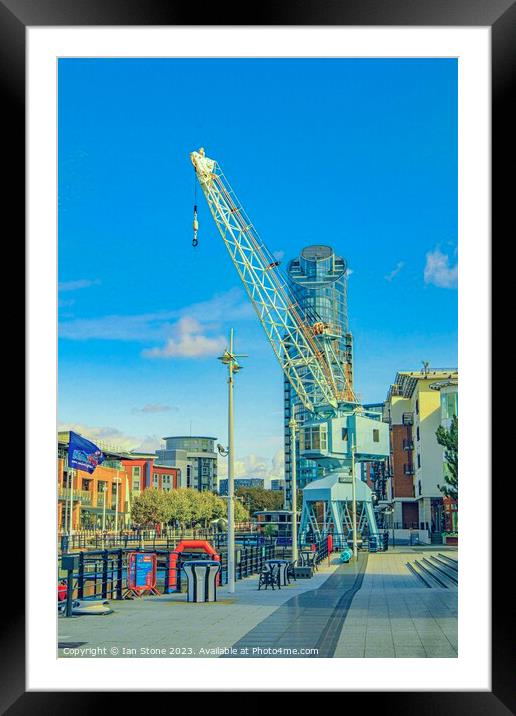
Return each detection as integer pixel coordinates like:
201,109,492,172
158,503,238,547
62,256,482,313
403,464,415,476
58,488,93,505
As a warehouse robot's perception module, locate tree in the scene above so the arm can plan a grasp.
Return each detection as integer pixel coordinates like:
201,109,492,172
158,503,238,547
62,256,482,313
436,415,458,500
133,488,249,531
165,488,196,533
131,489,170,527
262,523,278,537
234,497,250,523
236,487,283,514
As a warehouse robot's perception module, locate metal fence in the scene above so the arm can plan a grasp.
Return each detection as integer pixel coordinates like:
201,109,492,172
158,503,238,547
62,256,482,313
58,529,274,554
58,542,277,601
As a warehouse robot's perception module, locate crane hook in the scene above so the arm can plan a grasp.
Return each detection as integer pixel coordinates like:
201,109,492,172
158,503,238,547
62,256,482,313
192,204,199,247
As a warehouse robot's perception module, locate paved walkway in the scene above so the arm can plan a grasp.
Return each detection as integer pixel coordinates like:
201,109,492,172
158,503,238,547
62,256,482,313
334,549,458,658
225,554,367,657
58,558,341,658
58,547,457,659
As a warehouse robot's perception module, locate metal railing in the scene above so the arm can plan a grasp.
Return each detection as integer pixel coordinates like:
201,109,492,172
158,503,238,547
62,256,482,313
58,489,93,504
58,529,278,554
58,541,278,601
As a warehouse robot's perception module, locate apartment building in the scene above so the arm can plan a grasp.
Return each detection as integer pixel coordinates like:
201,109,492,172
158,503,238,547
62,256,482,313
383,369,458,540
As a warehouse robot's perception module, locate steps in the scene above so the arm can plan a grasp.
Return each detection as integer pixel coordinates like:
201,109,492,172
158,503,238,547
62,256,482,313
406,552,458,588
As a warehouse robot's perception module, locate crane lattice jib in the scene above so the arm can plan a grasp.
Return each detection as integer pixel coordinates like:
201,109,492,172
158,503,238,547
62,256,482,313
191,149,354,413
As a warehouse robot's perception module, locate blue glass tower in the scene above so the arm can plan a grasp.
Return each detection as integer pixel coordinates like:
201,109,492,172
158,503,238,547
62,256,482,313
284,245,354,506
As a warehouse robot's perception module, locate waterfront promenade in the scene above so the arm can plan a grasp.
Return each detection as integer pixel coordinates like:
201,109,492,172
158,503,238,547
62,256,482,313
58,546,457,659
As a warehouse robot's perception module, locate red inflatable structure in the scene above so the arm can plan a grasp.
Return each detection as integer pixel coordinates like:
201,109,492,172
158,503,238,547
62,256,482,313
168,540,221,591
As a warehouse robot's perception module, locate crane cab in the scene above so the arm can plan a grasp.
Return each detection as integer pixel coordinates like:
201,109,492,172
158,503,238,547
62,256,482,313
299,413,389,468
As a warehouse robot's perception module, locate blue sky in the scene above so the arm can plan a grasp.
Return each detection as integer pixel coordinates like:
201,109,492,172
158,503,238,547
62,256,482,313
58,58,457,479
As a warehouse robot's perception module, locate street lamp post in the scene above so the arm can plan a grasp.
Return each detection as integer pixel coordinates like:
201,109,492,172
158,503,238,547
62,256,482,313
351,434,358,561
114,472,121,534
218,328,246,594
68,468,75,537
102,483,106,533
289,417,298,565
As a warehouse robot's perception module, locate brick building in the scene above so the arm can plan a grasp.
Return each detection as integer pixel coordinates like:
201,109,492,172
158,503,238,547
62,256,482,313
58,433,179,531
382,369,458,540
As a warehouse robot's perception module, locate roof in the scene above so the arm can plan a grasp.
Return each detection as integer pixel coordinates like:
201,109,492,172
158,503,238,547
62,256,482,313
387,369,458,401
429,379,458,391
303,473,373,502
162,436,218,441
253,510,292,515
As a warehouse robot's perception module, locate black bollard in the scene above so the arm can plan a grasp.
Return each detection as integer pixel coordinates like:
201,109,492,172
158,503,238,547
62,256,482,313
61,554,79,618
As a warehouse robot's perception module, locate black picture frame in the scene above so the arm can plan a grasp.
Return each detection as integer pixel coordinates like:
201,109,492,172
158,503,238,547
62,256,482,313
7,0,506,710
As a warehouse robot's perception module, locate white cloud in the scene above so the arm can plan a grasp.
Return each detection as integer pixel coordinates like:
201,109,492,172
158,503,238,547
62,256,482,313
273,250,285,261
424,248,458,288
180,287,255,323
142,316,226,359
218,448,284,487
384,261,405,282
58,422,162,453
59,310,173,341
59,287,253,342
59,278,100,292
345,268,353,278
132,403,176,414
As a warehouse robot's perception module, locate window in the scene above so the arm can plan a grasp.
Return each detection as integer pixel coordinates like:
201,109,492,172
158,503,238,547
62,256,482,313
153,473,159,488
445,392,458,419
373,429,379,443
301,425,327,452
417,453,421,469
415,399,419,415
416,426,420,441
418,480,422,495
342,428,348,441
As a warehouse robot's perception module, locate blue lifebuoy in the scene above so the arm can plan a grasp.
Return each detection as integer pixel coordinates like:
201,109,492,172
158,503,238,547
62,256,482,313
340,547,352,563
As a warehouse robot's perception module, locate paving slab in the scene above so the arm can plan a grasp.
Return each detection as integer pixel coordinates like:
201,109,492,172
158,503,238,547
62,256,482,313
58,558,341,658
333,547,458,659
58,546,457,660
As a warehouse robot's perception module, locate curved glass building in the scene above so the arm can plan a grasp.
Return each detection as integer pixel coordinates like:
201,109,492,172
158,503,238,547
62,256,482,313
284,245,354,505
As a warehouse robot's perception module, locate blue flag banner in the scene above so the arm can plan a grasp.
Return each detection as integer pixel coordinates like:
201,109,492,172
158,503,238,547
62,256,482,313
67,431,106,474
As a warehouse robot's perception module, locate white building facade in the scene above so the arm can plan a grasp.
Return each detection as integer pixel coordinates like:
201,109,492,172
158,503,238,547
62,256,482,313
155,436,218,491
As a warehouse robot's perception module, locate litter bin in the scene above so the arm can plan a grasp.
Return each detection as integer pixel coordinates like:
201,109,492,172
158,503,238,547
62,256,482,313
184,560,221,603
369,536,378,553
